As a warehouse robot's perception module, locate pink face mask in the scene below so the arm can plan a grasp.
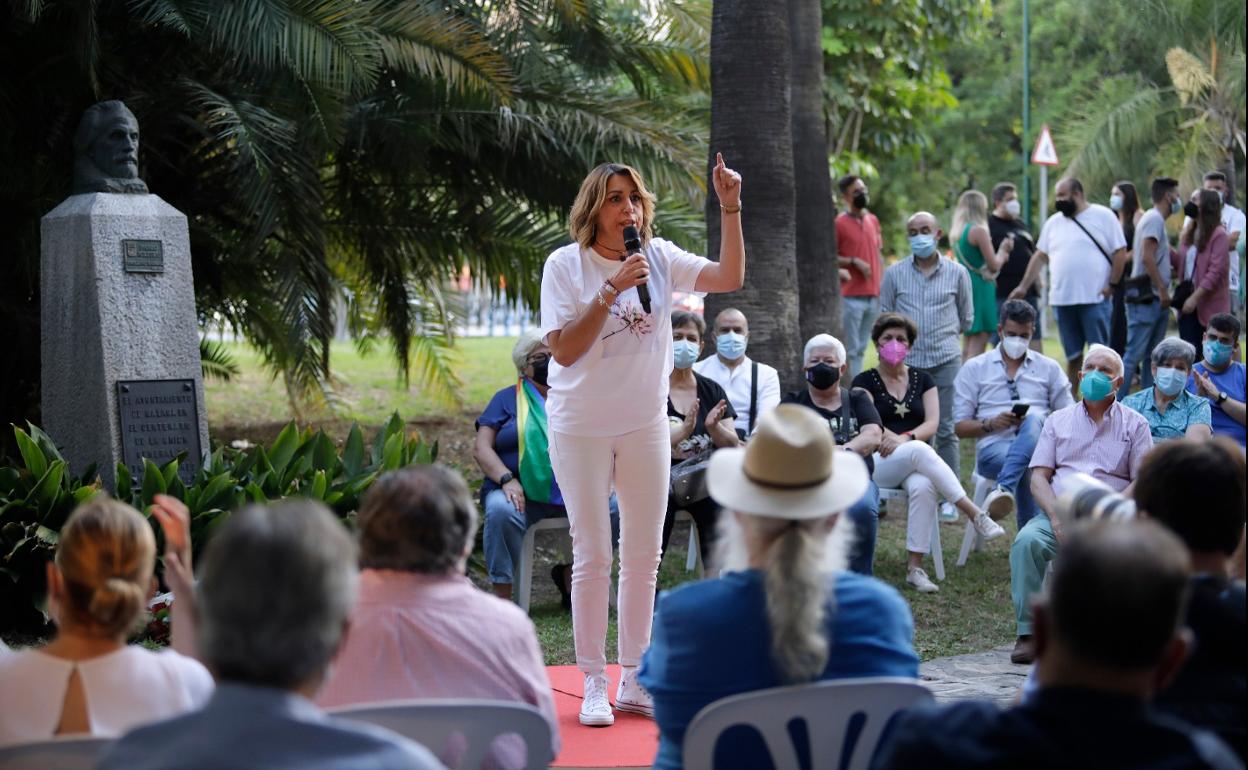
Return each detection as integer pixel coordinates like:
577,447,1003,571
879,339,909,366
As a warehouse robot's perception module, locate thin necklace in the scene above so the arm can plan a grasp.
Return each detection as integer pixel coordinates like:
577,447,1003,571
594,241,627,259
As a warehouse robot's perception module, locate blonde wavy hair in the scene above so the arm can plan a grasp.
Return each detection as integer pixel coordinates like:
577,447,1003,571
54,497,156,638
951,189,989,242
568,163,657,249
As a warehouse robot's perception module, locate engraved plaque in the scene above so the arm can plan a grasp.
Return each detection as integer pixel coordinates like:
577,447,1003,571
122,239,164,273
116,379,201,485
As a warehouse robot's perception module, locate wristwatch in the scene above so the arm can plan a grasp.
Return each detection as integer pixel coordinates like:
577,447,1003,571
1216,391,1229,405
498,471,516,485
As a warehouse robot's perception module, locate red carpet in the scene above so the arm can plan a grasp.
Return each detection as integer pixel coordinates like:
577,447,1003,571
548,665,660,768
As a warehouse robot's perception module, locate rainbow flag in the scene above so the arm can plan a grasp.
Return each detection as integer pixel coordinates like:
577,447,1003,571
516,379,562,506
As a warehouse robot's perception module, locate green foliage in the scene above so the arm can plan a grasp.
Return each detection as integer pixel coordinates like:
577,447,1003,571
0,415,434,631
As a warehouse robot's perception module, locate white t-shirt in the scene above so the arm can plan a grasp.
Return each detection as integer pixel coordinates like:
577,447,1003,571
1184,203,1244,291
0,645,213,744
1036,203,1127,306
540,239,710,437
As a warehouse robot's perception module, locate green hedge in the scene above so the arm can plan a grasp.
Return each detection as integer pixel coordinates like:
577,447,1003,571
0,415,435,631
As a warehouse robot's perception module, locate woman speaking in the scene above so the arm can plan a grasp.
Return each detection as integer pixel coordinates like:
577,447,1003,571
540,153,744,727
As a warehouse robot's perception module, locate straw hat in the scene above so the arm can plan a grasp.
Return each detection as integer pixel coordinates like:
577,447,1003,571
707,404,869,519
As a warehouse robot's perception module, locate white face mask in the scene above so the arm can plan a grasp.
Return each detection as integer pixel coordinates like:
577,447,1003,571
1000,335,1029,360
1005,199,1021,218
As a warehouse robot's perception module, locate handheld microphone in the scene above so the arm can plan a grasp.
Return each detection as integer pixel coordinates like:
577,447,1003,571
621,225,652,315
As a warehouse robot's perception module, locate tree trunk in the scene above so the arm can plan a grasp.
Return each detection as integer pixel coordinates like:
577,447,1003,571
705,0,802,390
789,0,841,344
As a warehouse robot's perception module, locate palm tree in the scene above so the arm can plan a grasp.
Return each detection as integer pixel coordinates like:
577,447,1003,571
1063,0,1245,198
704,0,802,389
1,0,712,444
789,0,841,344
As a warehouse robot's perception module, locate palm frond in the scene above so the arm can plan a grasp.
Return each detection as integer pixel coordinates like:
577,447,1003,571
200,338,241,381
1063,79,1174,191
373,1,515,101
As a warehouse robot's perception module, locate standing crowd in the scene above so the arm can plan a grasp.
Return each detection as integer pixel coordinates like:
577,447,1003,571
0,163,1244,770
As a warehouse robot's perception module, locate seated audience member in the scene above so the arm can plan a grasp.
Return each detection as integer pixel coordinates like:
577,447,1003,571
1134,438,1247,760
871,519,1243,770
693,307,781,438
1188,313,1246,450
640,405,919,770
853,313,1004,594
954,299,1074,526
662,311,740,569
317,465,558,767
1123,338,1213,442
474,329,618,605
783,334,883,575
0,497,211,744
1010,344,1153,664
97,500,442,770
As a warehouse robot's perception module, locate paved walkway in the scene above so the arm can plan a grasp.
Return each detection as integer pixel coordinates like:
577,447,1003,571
920,645,1030,706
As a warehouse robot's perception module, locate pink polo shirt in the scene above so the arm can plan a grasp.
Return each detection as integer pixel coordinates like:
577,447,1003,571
317,570,558,768
1029,400,1154,494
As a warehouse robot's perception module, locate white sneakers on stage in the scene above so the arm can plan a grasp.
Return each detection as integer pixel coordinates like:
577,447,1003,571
614,667,654,717
580,673,614,726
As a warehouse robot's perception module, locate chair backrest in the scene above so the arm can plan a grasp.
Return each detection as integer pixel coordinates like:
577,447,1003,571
682,677,934,770
330,698,552,770
0,735,113,770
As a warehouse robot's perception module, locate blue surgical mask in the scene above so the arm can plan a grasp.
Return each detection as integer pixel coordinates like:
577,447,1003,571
1079,369,1115,402
672,339,699,369
1169,197,1182,216
909,234,937,258
717,331,747,361
1203,339,1233,367
1154,366,1187,397
1109,194,1124,211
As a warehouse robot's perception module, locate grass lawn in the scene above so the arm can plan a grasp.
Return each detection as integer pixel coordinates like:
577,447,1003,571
203,335,1040,665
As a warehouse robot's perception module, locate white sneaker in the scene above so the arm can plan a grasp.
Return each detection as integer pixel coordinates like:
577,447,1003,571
579,673,615,726
982,486,1015,521
972,512,1006,541
615,667,654,717
906,567,939,593
938,501,959,522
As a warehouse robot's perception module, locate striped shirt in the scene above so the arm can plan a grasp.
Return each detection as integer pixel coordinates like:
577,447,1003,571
880,256,974,368
1029,400,1154,494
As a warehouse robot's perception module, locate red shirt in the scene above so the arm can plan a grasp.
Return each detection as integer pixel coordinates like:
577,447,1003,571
836,211,883,297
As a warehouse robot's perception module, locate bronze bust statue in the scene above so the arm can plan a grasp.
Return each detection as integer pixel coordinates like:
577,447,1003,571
72,101,149,194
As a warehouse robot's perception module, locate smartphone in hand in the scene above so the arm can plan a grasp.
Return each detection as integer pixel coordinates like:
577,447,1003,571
1011,402,1030,418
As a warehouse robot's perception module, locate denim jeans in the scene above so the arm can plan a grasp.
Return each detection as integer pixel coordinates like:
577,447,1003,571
1119,300,1168,399
915,357,961,477
845,479,880,576
841,295,880,381
482,487,620,584
975,413,1045,528
1052,300,1111,362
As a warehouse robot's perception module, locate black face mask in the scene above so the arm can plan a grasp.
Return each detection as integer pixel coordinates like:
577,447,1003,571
1183,201,1200,219
852,192,869,210
529,358,549,386
1055,199,1077,217
805,363,841,390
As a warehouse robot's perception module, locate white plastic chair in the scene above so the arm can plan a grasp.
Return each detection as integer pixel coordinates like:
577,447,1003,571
682,677,935,770
957,473,996,567
330,699,552,770
0,735,113,770
515,511,700,612
876,487,946,580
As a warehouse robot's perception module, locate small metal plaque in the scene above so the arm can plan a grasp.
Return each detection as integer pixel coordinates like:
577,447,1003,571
121,239,164,273
116,379,202,485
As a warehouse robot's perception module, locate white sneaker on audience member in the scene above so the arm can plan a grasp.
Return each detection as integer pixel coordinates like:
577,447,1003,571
972,512,1006,541
938,501,959,522
906,567,939,593
614,667,654,717
580,673,614,726
982,487,1015,521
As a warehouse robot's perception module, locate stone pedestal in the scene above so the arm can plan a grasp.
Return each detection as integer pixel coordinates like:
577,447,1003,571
41,193,208,490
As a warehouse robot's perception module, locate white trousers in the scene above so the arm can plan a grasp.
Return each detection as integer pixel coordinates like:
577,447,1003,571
872,440,968,554
550,418,670,674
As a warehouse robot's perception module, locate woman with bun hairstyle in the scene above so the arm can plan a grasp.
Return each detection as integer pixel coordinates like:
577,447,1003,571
0,496,212,743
